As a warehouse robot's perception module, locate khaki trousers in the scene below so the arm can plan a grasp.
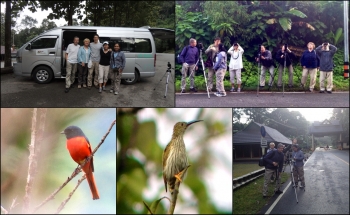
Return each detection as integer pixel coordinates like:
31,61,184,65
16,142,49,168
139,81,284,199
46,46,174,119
301,68,317,90
110,71,122,93
98,65,110,83
278,64,293,87
229,68,241,84
216,68,226,93
319,71,333,91
207,67,215,90
88,61,100,87
65,61,77,88
263,168,280,196
293,166,305,187
260,65,275,86
181,63,196,89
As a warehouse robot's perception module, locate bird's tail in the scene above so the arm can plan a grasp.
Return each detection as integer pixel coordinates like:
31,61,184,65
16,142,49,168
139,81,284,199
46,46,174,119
85,171,100,200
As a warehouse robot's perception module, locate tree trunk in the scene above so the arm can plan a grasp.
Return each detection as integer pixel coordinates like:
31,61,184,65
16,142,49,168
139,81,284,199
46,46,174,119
5,1,12,67
68,1,72,26
113,2,116,27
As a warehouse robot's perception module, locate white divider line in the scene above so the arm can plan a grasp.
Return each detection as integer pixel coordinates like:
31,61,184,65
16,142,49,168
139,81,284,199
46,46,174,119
265,151,313,214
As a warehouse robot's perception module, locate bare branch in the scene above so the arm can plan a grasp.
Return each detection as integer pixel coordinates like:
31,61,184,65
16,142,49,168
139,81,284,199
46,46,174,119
32,119,116,213
1,205,8,214
55,175,86,214
9,197,19,213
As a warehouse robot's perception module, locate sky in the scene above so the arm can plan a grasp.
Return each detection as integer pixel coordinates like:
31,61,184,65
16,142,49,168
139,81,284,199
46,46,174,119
1,3,86,31
118,108,232,213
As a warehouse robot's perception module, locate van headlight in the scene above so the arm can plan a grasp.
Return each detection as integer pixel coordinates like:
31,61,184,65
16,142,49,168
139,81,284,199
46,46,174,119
17,56,22,63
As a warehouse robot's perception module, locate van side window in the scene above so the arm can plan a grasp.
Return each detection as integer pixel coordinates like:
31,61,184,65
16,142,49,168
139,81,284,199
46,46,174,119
101,37,151,53
31,37,57,49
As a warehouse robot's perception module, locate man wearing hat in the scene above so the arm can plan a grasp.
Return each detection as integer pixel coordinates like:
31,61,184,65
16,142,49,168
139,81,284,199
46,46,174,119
292,144,305,188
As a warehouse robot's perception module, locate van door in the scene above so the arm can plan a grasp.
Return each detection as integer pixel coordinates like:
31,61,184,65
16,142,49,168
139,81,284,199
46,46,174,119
22,36,59,75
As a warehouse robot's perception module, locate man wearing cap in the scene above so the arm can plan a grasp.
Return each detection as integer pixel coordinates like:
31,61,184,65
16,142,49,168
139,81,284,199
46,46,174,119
263,143,284,198
267,142,276,182
292,144,305,188
98,41,112,93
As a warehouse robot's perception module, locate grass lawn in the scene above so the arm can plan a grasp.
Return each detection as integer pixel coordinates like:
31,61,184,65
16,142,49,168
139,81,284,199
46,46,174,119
233,172,289,214
233,163,264,178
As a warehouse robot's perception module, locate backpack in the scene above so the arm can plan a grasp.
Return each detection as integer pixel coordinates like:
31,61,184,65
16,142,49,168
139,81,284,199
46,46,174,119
177,45,189,64
259,150,275,167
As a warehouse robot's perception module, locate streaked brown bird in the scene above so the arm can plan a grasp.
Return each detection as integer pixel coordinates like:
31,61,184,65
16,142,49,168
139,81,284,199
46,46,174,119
162,120,202,193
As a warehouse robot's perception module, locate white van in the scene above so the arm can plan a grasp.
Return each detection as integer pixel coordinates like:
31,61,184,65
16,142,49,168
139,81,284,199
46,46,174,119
13,26,173,84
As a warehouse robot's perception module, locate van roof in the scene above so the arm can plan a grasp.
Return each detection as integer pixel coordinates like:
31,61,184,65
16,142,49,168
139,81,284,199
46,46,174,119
52,26,151,31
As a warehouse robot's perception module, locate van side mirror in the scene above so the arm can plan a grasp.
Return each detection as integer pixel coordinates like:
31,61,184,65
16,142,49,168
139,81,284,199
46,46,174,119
26,43,31,50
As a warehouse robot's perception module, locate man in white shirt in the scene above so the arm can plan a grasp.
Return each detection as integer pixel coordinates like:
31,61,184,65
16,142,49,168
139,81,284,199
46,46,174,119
88,34,103,89
65,36,80,93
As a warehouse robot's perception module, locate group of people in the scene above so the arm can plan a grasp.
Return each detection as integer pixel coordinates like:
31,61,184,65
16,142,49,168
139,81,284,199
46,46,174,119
65,34,125,95
178,37,338,96
262,141,305,198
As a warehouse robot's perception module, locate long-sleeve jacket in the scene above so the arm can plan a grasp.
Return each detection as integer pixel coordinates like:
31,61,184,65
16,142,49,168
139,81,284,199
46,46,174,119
301,49,320,68
292,150,304,167
264,150,284,172
276,49,295,67
205,44,219,68
77,46,91,65
110,51,126,70
179,45,199,65
315,44,337,71
228,45,244,69
213,51,227,71
256,50,274,67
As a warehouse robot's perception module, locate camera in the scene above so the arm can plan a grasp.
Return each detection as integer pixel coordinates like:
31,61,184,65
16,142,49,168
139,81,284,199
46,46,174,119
323,42,329,46
197,42,203,50
167,62,171,69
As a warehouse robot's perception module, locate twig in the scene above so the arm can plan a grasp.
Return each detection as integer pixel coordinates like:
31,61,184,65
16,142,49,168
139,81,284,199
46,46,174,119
32,119,116,213
1,197,18,214
1,206,8,214
168,165,191,214
55,175,86,214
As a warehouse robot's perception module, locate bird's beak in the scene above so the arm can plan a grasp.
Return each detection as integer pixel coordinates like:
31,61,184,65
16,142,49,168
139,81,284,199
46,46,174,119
187,120,203,127
60,131,65,134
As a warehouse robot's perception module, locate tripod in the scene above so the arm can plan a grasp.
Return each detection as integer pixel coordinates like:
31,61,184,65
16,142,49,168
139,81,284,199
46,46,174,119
185,49,210,99
283,158,302,203
153,62,174,98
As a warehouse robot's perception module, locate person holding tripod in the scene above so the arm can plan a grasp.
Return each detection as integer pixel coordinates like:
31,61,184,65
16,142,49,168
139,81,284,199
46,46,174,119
205,37,221,92
179,38,199,93
276,44,295,89
262,143,284,198
255,45,275,90
292,144,305,189
213,44,227,97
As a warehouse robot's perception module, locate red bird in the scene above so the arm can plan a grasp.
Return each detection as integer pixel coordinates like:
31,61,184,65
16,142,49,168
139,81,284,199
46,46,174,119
61,126,100,200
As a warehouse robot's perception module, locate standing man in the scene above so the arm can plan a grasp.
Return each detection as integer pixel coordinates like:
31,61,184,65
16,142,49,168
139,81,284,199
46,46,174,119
88,34,102,90
256,45,275,89
267,142,276,182
227,42,244,92
263,143,284,198
205,37,221,92
315,42,337,93
300,42,319,92
276,44,295,89
179,38,199,93
292,144,305,188
65,36,80,93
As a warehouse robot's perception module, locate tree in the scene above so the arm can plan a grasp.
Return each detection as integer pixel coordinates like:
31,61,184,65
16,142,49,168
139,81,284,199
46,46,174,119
38,1,84,26
1,12,5,46
330,108,349,147
40,18,57,32
21,15,38,33
4,1,11,67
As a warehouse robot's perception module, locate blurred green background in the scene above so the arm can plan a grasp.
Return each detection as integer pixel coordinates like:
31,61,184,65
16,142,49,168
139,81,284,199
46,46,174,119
1,108,116,214
117,108,232,214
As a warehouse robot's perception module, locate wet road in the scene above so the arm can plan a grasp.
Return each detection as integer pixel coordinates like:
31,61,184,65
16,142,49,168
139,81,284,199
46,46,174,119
264,148,349,214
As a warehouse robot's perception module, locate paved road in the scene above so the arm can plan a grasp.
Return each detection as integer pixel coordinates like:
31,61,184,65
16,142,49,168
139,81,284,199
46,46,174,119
175,91,349,107
1,53,174,107
263,148,349,214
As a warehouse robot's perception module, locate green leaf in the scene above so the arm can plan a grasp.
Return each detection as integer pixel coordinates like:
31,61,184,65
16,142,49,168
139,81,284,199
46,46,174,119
184,32,192,39
256,29,262,35
266,18,276,24
334,28,343,45
278,17,291,31
287,9,307,18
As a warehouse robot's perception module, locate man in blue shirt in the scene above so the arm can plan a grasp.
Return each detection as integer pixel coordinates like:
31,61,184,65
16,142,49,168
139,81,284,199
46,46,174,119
292,144,305,188
179,38,199,93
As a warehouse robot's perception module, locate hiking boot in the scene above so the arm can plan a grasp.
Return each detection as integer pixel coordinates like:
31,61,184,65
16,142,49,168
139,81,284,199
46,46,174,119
327,91,332,94
216,92,226,97
275,190,283,194
181,89,186,93
65,88,69,93
230,88,235,92
190,87,197,92
319,90,325,93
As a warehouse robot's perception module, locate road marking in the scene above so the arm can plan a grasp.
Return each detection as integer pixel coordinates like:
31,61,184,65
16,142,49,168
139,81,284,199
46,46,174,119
265,152,312,214
333,154,349,165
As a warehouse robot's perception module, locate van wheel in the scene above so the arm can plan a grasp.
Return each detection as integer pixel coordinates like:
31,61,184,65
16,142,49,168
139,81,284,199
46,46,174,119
122,70,140,85
32,66,54,84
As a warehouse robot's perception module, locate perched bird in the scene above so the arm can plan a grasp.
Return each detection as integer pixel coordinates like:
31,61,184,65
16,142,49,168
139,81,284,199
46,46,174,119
162,120,202,193
61,126,100,200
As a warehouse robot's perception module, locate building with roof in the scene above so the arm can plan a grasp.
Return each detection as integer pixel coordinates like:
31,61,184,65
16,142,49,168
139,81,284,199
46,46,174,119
233,121,292,160
309,119,348,150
